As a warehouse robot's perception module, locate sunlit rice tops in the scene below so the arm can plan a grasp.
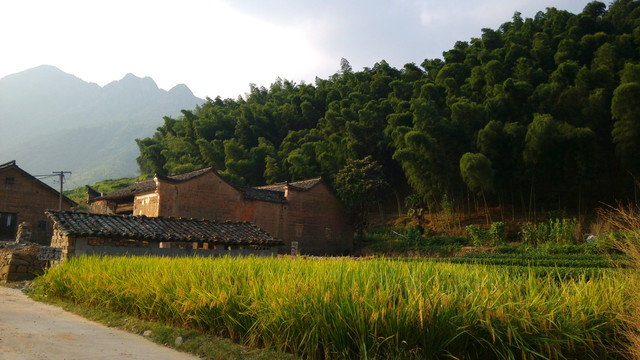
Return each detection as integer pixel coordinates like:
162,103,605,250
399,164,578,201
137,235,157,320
37,256,632,359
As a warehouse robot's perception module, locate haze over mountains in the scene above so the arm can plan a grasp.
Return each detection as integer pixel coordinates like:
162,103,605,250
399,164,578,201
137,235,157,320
0,65,204,187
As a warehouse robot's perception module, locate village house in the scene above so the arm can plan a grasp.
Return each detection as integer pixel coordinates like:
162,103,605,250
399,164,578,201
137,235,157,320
0,160,76,244
89,167,353,255
46,210,281,260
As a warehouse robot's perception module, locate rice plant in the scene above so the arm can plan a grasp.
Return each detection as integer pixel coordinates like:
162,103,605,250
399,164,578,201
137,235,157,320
36,256,633,359
598,203,640,358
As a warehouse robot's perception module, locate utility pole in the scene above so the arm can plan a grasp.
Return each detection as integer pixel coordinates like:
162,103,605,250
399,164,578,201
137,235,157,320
53,171,72,210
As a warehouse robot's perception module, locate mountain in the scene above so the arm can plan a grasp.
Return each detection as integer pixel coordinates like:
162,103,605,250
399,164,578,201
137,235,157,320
0,65,204,187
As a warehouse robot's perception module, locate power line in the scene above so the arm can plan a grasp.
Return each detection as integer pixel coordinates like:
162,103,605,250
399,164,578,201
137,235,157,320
35,171,72,209
53,171,71,210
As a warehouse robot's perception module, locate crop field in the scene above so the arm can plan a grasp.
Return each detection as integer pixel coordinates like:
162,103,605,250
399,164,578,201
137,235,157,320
35,255,634,359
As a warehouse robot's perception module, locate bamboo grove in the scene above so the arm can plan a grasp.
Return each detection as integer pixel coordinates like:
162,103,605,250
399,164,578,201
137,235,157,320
135,0,640,216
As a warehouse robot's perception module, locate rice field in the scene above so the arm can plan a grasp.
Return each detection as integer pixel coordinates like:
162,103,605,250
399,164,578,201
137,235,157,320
35,256,633,359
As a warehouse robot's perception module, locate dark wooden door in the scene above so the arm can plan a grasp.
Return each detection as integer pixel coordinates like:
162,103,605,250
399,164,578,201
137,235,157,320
0,212,17,240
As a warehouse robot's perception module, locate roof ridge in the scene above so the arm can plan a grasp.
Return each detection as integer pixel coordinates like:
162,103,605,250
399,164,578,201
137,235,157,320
254,176,322,190
158,167,214,183
0,160,17,169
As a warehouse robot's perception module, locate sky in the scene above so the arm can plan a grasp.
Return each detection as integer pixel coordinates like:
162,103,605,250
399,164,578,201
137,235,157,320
0,0,593,100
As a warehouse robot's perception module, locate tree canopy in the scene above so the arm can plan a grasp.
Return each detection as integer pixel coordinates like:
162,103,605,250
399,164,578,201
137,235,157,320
136,0,640,217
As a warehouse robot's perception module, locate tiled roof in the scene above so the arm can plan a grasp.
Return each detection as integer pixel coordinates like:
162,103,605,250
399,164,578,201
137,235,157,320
156,167,213,182
0,160,77,206
255,177,322,192
92,168,215,202
238,187,287,203
46,210,282,246
94,180,156,201
86,186,102,201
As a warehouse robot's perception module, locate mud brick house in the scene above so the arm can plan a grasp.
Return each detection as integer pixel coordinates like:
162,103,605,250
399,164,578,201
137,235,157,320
46,210,282,260
0,161,76,244
89,167,353,255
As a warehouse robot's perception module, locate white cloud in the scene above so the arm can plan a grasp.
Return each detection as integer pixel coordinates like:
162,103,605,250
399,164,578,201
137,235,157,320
0,0,593,99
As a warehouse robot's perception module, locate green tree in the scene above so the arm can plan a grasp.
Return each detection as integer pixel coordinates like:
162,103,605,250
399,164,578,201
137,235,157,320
334,156,388,241
460,152,495,224
611,64,640,201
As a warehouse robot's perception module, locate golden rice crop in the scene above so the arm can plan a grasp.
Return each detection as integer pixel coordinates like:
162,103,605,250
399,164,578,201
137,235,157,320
36,256,632,359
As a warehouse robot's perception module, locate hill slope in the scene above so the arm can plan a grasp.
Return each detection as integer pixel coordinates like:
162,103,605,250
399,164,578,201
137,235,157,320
0,65,204,186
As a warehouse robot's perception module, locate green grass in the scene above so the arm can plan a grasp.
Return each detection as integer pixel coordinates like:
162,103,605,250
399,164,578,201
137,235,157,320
35,255,633,359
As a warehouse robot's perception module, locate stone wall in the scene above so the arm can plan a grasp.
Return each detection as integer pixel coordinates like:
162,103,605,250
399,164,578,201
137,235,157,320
0,246,49,281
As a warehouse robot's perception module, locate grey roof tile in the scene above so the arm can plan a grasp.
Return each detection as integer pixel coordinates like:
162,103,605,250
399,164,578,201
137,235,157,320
46,210,282,246
254,177,322,192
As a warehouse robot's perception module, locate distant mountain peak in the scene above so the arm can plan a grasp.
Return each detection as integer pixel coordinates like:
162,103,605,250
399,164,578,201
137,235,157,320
121,73,153,82
28,64,65,73
104,73,159,92
0,64,205,186
169,83,195,97
1,65,85,84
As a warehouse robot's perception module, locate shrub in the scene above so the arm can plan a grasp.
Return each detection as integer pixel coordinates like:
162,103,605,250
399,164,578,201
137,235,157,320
489,221,506,244
467,225,490,246
405,226,424,246
467,222,505,246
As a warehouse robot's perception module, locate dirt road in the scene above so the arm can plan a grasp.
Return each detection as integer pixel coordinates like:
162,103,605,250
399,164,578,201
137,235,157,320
0,286,199,360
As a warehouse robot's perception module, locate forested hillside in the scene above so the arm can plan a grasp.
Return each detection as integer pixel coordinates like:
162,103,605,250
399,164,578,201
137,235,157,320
136,0,640,218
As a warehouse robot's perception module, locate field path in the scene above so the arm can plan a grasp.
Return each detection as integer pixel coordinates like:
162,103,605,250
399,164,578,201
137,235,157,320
0,286,199,360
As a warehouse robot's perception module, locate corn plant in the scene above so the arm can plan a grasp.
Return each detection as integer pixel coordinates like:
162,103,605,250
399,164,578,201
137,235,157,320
467,222,505,246
521,218,578,245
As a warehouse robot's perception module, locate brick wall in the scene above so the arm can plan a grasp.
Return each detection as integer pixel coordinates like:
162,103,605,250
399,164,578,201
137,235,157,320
51,228,75,261
239,199,285,240
0,168,74,244
283,184,353,255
